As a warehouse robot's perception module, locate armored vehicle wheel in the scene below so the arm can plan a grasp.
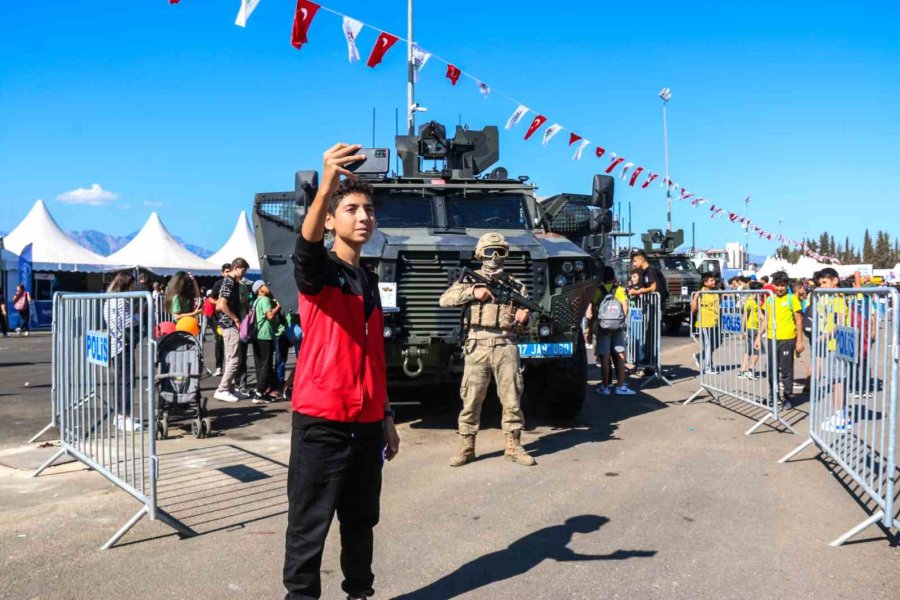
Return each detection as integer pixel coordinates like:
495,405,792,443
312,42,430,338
664,318,684,336
524,336,587,420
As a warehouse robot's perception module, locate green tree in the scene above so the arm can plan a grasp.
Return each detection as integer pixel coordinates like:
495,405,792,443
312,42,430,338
843,237,852,263
829,235,836,257
863,229,874,263
873,230,892,268
818,232,830,256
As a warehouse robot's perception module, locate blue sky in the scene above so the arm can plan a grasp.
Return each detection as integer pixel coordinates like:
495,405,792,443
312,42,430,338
1,0,897,254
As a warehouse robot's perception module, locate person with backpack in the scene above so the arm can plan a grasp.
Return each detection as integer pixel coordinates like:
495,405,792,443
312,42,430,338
249,279,281,404
214,257,249,403
586,266,636,396
12,284,32,336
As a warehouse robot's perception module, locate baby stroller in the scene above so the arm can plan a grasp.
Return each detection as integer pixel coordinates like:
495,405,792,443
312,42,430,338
155,331,211,439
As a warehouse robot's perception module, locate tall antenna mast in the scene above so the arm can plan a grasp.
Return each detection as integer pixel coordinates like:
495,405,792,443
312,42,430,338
406,0,415,135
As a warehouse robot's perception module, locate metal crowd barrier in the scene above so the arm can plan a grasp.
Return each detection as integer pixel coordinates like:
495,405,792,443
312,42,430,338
28,293,63,443
685,289,796,434
32,291,195,549
779,287,898,546
625,292,672,388
153,293,173,331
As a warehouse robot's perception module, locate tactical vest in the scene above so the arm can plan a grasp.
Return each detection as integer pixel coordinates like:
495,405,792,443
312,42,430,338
466,299,518,331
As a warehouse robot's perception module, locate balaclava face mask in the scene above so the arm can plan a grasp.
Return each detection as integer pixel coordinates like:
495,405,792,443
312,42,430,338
481,250,505,277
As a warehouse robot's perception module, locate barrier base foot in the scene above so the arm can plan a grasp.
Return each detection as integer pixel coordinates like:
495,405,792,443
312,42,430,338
684,388,706,405
778,438,815,464
31,448,66,478
155,508,198,539
27,421,56,444
102,505,149,550
830,510,885,547
745,413,796,435
638,371,674,390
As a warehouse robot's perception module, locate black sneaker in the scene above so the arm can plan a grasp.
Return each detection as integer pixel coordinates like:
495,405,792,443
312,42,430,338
781,398,793,411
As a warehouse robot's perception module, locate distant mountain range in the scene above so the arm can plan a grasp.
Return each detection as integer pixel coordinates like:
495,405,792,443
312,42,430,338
66,230,213,258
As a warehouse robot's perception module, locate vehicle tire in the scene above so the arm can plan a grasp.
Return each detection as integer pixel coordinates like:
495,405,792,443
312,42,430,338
663,318,683,336
524,336,587,420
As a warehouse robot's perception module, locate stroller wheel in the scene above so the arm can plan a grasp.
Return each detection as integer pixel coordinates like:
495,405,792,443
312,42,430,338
201,417,213,437
191,418,203,438
158,418,169,440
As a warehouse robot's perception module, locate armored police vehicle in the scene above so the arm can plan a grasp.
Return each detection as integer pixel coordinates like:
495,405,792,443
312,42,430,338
253,121,605,418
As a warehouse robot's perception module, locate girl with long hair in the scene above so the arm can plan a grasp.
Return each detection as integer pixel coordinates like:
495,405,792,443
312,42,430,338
165,271,201,321
12,283,31,335
103,271,141,432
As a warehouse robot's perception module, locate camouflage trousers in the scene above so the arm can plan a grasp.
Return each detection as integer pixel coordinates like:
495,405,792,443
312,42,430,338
458,340,525,435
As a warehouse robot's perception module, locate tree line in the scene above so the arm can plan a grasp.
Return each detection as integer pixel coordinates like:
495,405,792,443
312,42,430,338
776,230,900,268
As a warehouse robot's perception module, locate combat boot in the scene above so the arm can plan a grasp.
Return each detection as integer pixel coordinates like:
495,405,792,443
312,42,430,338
449,434,476,467
504,430,536,466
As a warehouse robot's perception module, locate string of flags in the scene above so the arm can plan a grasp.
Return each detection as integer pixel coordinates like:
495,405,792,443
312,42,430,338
170,0,840,264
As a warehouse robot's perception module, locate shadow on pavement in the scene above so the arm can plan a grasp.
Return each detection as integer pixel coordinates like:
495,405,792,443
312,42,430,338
391,515,656,599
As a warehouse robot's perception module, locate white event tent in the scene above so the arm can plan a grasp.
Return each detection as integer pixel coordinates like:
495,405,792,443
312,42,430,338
4,200,109,272
207,211,261,273
106,213,219,276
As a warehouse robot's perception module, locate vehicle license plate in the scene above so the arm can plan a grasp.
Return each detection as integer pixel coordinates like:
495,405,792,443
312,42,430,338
517,342,574,358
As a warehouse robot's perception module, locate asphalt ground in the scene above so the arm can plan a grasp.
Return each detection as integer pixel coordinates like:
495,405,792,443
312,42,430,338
0,330,898,599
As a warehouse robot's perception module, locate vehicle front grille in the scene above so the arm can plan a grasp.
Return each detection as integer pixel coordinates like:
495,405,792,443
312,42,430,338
395,251,535,338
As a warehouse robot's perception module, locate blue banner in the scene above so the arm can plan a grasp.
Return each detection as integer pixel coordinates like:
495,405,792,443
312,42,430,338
18,243,33,294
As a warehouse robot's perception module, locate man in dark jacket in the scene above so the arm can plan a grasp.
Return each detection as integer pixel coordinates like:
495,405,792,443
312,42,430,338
283,143,400,600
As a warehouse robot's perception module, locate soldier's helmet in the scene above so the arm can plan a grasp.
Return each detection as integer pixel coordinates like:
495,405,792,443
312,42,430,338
475,232,509,258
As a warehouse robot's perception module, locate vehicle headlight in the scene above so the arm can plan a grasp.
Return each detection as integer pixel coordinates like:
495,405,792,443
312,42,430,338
561,261,574,274
538,324,552,337
574,260,585,272
383,326,393,338
554,274,567,288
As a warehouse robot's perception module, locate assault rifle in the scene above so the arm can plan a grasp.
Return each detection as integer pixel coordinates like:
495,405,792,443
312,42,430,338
457,267,546,315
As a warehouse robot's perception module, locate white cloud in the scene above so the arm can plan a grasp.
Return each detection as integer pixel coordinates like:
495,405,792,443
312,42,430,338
56,183,119,206
143,200,164,208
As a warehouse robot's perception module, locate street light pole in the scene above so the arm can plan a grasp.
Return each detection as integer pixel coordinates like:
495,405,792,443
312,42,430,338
406,0,415,135
659,88,672,234
744,195,750,270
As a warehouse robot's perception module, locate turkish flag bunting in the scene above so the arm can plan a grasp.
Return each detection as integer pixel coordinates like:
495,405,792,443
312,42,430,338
568,133,582,146
291,0,320,49
604,157,625,174
169,0,180,4
628,166,644,187
642,173,658,189
445,64,461,85
729,213,738,222
523,115,547,140
595,146,606,159
367,32,399,68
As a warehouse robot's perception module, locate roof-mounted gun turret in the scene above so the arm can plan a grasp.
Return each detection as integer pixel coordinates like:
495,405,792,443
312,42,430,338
396,121,500,180
641,229,684,254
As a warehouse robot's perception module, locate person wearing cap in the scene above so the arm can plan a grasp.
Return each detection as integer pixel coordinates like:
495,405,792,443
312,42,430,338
439,231,536,467
252,279,281,404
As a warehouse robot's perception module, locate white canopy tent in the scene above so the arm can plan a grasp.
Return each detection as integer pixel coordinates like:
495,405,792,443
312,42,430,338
207,211,261,273
3,200,109,272
106,212,219,276
755,256,791,279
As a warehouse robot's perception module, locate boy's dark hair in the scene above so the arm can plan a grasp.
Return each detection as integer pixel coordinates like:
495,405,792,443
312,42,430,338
727,276,737,285
761,275,770,283
771,272,790,285
629,268,641,277
231,257,250,270
748,281,763,290
739,276,751,284
328,179,375,215
221,263,231,273
701,271,717,282
602,266,616,283
631,249,648,260
818,267,839,281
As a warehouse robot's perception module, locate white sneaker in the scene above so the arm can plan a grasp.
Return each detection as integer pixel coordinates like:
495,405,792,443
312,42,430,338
117,415,143,432
703,368,717,376
737,371,748,380
820,411,850,433
745,371,757,381
214,390,240,403
596,384,612,396
24,331,29,337
213,368,222,377
15,327,21,335
614,385,636,396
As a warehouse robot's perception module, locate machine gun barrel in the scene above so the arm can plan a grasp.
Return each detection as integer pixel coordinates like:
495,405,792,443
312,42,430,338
457,267,545,315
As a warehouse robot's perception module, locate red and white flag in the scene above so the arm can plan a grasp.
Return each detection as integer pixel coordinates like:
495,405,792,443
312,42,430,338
619,162,635,180
642,173,658,189
595,146,606,159
523,115,547,140
605,157,625,174
568,133,582,146
342,16,364,62
445,64,461,85
505,105,529,130
366,32,399,68
291,0,320,49
235,0,262,27
680,189,693,201
541,124,563,146
412,45,431,81
572,139,590,160
477,81,491,98
628,166,644,187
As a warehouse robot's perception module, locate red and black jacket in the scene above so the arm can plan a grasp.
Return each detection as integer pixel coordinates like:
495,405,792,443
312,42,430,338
291,234,387,423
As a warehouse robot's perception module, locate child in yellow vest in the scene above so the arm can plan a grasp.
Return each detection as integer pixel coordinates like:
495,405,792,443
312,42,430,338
691,273,720,375
756,271,804,409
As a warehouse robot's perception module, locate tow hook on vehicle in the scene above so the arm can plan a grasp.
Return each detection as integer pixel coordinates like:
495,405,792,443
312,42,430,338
401,346,427,378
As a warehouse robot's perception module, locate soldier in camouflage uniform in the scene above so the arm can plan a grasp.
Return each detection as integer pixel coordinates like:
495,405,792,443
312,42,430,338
439,232,536,467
